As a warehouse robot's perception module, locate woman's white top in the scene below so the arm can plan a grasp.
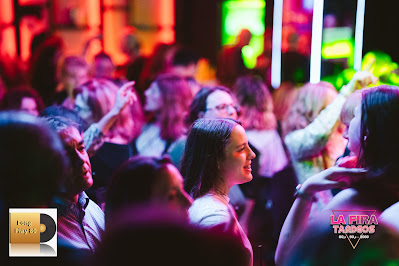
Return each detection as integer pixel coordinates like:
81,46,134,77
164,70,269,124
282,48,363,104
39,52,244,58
189,193,253,266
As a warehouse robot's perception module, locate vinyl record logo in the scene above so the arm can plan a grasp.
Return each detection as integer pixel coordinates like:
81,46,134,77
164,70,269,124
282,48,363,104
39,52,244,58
9,209,57,257
40,214,57,243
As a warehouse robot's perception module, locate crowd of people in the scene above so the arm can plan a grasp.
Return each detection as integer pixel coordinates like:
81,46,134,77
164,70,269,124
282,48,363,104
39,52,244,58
2,28,399,266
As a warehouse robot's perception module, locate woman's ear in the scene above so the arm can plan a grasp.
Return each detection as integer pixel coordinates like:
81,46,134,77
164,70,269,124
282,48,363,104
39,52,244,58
363,128,369,141
198,111,205,118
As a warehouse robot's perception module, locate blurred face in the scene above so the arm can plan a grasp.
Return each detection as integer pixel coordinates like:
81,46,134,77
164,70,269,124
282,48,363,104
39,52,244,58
219,125,256,187
74,90,93,124
59,126,93,195
170,63,198,79
203,90,238,119
63,67,88,94
144,82,162,112
238,30,252,47
153,164,193,219
93,58,114,78
347,105,363,156
20,97,39,116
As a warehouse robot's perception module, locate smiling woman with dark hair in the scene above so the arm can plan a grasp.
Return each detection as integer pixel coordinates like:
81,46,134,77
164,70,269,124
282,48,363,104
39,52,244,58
181,118,255,266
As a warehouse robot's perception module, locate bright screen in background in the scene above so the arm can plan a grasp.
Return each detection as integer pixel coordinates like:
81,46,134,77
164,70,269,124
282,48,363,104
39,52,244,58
221,0,265,69
321,27,354,62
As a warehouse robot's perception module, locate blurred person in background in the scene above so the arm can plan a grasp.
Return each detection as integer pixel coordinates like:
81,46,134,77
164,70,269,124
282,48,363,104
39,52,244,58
134,74,191,157
282,71,377,215
137,43,177,102
234,76,288,256
105,156,192,225
217,29,252,87
0,87,44,116
117,26,147,83
73,79,142,207
29,35,64,106
55,56,89,108
168,47,201,96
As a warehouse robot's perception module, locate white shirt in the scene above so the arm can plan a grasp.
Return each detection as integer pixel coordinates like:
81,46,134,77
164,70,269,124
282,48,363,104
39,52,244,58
189,193,253,266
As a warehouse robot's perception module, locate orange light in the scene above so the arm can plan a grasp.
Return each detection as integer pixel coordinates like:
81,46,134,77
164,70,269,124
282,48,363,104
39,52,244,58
157,0,175,43
0,0,14,23
1,27,17,59
87,0,101,28
19,20,33,61
0,0,16,59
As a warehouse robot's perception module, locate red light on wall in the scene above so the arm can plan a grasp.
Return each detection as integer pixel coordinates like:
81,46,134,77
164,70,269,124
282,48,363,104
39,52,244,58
1,27,17,59
19,20,33,61
0,0,16,59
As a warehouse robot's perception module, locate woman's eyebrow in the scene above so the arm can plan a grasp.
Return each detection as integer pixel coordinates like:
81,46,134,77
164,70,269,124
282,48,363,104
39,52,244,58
235,143,246,149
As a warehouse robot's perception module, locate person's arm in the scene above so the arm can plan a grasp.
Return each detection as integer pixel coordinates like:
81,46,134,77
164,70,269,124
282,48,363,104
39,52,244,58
97,81,137,135
285,71,377,161
84,81,136,153
275,166,367,265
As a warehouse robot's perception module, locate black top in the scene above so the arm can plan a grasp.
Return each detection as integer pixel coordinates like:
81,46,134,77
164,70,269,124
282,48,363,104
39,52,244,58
87,142,135,203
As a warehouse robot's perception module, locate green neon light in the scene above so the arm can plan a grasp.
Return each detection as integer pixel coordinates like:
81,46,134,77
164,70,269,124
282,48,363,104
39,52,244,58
221,0,265,69
362,51,399,85
321,40,353,59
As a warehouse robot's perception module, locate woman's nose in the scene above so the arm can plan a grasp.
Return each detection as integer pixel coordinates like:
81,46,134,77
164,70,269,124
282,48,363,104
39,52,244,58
181,191,193,208
227,106,237,118
343,127,349,139
248,147,256,159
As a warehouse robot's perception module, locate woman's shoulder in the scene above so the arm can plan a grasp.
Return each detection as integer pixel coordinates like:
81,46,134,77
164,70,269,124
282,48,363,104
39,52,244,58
190,194,230,212
189,194,232,228
380,202,399,232
323,188,381,212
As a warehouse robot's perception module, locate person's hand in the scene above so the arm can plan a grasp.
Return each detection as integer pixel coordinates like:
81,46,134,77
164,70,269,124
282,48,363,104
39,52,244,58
300,166,367,195
113,81,137,114
340,61,378,96
351,70,378,89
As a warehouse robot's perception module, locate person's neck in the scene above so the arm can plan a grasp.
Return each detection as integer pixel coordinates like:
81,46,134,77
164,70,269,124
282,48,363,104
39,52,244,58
67,87,74,99
213,182,231,198
60,193,79,204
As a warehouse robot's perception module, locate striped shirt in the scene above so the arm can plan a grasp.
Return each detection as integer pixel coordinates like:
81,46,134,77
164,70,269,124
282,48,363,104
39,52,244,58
52,192,105,252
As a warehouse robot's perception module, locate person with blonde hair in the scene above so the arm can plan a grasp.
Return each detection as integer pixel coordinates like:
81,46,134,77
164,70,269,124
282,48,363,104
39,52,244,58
283,72,377,211
74,79,142,144
272,82,299,136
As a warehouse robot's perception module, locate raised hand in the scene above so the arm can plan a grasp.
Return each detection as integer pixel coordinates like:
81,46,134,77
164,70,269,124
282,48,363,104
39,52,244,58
113,81,137,113
340,61,378,96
